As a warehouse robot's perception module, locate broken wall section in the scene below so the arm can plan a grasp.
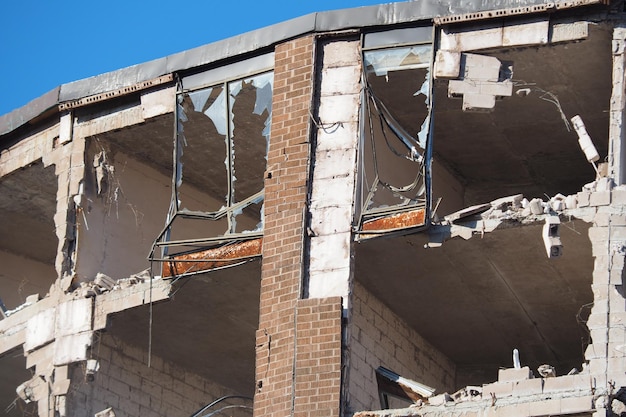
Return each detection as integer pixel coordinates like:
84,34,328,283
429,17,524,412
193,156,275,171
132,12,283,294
583,188,626,394
70,85,176,283
0,116,77,303
432,18,611,208
346,282,456,414
307,38,361,305
67,333,246,417
76,139,175,282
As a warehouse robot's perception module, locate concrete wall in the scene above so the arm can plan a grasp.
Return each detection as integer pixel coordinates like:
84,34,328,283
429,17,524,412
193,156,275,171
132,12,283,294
0,249,56,310
67,333,239,417
347,282,456,413
307,38,361,306
75,146,172,282
431,158,466,218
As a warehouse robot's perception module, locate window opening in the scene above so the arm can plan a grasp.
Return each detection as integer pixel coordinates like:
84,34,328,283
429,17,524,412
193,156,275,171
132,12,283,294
356,43,434,240
150,70,273,278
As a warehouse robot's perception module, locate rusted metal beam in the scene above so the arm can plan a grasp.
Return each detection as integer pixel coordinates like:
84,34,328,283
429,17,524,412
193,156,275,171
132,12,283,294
162,238,262,277
361,208,426,235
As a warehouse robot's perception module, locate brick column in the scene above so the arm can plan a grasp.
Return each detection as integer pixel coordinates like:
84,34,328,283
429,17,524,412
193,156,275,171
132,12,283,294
254,34,345,417
294,298,343,417
254,35,315,417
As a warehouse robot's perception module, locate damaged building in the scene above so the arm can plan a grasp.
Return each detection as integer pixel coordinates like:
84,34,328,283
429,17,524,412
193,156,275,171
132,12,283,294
2,0,626,416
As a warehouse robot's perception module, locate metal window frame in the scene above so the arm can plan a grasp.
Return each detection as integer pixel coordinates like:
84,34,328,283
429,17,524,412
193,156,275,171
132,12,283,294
149,58,274,278
355,27,436,241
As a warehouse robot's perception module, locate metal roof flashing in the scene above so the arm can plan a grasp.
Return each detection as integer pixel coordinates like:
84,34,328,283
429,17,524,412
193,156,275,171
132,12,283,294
0,0,608,138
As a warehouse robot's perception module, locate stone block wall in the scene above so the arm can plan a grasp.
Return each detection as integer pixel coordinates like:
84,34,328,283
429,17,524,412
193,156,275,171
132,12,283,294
584,193,626,392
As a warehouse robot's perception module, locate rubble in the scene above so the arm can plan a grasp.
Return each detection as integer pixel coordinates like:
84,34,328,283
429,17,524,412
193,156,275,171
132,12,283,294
426,180,617,251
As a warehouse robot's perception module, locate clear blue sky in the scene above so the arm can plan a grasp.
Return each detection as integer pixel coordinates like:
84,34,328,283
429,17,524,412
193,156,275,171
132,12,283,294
0,0,397,116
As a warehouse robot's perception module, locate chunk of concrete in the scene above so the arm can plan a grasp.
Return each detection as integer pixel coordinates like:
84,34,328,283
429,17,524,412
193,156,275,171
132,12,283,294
429,393,453,406
25,308,56,352
434,51,461,79
498,366,533,382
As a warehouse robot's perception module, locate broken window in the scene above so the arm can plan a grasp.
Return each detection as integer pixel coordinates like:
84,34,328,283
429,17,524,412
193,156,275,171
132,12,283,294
151,58,273,278
356,34,433,239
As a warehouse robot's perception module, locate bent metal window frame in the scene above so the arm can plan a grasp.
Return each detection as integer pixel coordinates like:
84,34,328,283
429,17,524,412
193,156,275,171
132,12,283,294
150,54,274,278
355,27,435,240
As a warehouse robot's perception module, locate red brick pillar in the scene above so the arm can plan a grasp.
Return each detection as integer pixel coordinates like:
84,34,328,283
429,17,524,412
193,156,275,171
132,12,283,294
293,298,343,417
254,34,314,417
254,35,344,417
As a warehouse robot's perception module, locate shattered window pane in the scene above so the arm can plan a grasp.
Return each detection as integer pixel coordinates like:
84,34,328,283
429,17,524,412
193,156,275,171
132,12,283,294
229,73,272,208
358,45,432,235
178,86,228,214
174,71,273,236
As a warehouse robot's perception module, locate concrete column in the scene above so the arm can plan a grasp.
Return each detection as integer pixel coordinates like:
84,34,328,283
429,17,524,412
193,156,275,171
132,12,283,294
609,25,626,185
306,39,361,309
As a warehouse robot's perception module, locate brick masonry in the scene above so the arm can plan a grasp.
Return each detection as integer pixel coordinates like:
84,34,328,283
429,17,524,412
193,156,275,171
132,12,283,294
67,333,238,417
347,282,456,413
254,35,316,417
294,297,343,417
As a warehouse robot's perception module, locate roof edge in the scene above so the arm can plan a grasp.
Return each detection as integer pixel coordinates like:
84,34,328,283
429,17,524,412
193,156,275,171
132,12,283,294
0,0,609,138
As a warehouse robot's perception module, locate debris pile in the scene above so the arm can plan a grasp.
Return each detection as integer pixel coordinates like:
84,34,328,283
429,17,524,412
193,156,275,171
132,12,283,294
75,269,152,298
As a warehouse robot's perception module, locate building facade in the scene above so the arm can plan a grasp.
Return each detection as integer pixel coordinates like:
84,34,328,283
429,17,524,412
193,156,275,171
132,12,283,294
0,1,625,416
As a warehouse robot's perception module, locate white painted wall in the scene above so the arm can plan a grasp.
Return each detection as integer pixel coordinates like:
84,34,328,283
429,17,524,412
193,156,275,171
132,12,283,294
307,40,361,307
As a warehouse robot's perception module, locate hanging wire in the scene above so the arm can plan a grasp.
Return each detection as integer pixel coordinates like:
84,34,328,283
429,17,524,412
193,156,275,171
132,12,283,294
364,85,425,195
366,85,424,162
309,110,344,134
514,81,571,131
189,396,253,417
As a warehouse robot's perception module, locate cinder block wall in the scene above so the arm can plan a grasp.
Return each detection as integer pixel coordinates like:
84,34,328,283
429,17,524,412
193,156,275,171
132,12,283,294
347,282,456,412
584,196,626,390
67,333,236,417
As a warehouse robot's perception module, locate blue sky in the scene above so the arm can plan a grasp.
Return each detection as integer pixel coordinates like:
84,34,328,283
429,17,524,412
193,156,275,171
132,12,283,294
0,0,396,116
